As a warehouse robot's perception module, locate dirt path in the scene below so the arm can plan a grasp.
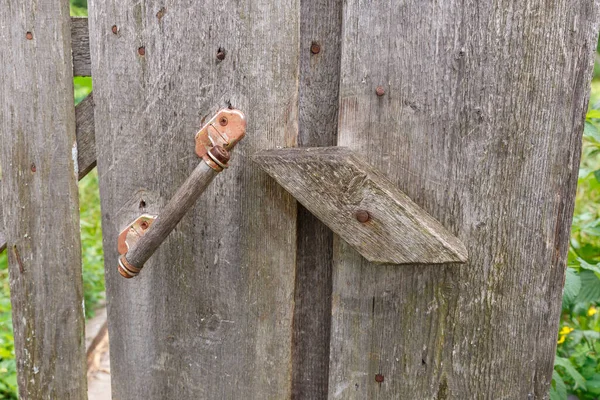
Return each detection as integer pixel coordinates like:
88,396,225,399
85,308,111,400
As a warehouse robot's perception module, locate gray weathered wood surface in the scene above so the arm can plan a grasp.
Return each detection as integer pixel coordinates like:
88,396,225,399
88,0,299,398
71,17,91,77
292,0,342,397
254,147,468,264
0,93,96,253
327,1,600,398
0,0,87,398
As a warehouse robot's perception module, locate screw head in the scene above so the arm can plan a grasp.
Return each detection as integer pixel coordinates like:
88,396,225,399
355,210,370,223
216,49,226,60
140,221,149,230
375,374,384,383
26,32,33,40
310,42,321,54
219,116,228,126
111,25,118,34
138,47,146,56
375,86,385,96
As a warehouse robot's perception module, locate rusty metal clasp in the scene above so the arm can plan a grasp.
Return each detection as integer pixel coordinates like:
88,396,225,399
195,109,246,171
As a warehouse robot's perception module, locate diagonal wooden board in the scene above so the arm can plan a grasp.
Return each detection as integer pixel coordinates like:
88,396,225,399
253,147,467,265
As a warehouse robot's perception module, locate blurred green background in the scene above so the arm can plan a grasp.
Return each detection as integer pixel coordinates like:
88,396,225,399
0,1,600,399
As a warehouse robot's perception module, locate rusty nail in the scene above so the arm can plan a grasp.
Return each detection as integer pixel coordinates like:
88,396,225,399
375,86,385,96
30,163,36,173
138,47,146,56
26,32,33,40
216,49,226,61
111,25,118,34
140,221,149,230
219,116,228,126
310,42,321,55
375,374,384,383
356,210,370,223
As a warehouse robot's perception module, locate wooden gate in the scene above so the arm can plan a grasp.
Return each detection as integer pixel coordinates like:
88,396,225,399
1,0,599,398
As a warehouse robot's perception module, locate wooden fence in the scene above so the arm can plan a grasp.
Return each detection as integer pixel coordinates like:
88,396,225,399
0,0,599,398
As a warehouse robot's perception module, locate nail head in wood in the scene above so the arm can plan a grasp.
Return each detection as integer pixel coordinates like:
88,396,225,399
355,210,370,223
375,86,385,96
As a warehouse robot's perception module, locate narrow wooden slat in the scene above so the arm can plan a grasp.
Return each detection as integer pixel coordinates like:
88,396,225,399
75,93,96,179
89,0,300,398
0,94,96,253
328,1,599,398
292,0,343,396
0,0,87,397
254,147,468,264
71,17,91,77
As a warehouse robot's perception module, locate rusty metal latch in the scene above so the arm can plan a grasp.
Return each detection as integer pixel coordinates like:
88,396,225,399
117,108,246,278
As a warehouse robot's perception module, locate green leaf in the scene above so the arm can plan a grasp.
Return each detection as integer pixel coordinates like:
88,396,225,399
563,268,581,308
587,109,600,119
555,356,587,390
577,270,600,303
550,370,567,400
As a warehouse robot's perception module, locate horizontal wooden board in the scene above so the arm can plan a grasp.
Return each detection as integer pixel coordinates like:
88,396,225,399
254,147,467,264
71,17,91,76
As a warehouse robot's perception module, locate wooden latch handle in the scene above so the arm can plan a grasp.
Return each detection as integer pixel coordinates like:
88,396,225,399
117,109,246,278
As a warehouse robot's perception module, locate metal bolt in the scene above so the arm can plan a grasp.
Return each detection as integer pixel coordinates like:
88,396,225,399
138,47,146,56
26,32,33,40
216,49,226,61
111,25,118,34
375,86,385,96
30,163,36,173
219,116,228,126
209,145,231,165
356,210,370,223
375,374,384,383
310,42,321,55
140,221,149,230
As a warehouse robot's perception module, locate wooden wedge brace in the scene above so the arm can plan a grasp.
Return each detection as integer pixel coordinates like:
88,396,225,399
0,94,95,254
253,147,467,264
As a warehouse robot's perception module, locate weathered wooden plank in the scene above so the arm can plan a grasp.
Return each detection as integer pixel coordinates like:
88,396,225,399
0,93,96,253
292,0,343,397
71,17,91,77
328,1,599,399
0,0,87,398
76,93,96,179
88,0,300,398
254,147,468,264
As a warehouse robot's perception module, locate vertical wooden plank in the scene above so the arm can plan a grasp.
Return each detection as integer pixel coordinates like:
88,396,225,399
88,1,299,398
0,0,87,398
292,0,342,398
329,1,599,399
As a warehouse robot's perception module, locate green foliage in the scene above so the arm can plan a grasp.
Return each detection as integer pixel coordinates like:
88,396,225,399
555,102,600,399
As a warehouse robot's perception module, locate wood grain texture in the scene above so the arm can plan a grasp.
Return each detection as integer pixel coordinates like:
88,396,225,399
71,17,91,76
255,147,468,264
328,1,600,399
0,0,87,398
125,161,218,272
292,0,342,397
88,0,300,398
0,93,96,253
